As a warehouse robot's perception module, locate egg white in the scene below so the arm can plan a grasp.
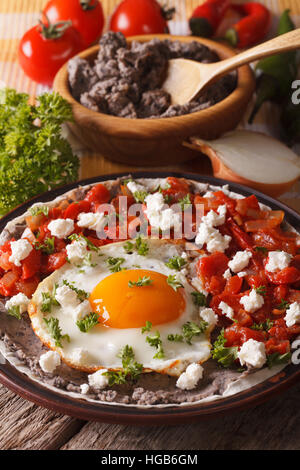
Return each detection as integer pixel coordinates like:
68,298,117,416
28,239,211,376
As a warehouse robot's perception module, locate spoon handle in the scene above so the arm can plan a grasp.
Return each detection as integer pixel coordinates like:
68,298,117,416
211,28,300,77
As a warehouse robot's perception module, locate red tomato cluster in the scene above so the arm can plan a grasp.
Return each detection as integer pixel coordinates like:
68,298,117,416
19,0,104,86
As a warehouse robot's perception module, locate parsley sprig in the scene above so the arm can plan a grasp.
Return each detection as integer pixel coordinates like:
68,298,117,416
128,276,153,288
29,205,49,217
168,320,208,345
267,352,291,368
106,257,125,273
41,284,59,313
191,291,207,307
178,194,192,211
0,89,79,216
7,305,21,320
103,345,143,385
212,329,238,368
124,236,149,256
165,255,187,271
146,331,165,359
166,275,183,291
62,280,88,302
43,317,70,348
76,312,99,333
34,237,55,255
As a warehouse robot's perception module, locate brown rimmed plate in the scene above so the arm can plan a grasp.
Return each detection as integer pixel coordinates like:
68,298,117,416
0,171,299,425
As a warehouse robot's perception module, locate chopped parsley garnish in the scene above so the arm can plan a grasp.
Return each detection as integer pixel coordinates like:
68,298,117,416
178,194,192,211
167,333,184,342
34,237,55,255
68,233,99,252
29,205,49,217
77,252,97,270
254,246,268,255
106,257,125,273
141,321,152,334
146,331,165,359
165,255,187,271
133,190,148,203
41,284,59,313
251,319,274,331
255,286,267,296
212,329,238,368
0,89,79,216
191,291,207,307
267,352,291,368
103,345,143,385
62,280,88,302
76,312,99,333
128,276,153,288
7,305,21,320
43,317,70,348
166,275,183,291
124,236,149,256
182,320,208,345
276,299,290,310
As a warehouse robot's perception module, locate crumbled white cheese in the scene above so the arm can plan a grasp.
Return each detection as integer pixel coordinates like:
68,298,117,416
80,383,90,394
9,239,33,266
219,301,234,320
223,268,232,280
203,191,214,198
238,339,266,368
21,227,35,243
265,251,292,273
73,300,92,322
228,250,252,273
5,293,30,314
191,276,208,296
54,284,80,310
88,369,109,390
199,307,218,328
39,351,61,373
195,223,231,253
71,348,91,365
77,212,106,231
176,363,204,390
201,204,227,227
238,271,247,278
145,192,181,231
48,218,74,239
126,181,146,195
240,289,264,313
284,302,300,327
66,239,88,264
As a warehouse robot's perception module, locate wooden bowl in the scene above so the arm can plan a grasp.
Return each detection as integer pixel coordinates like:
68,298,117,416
53,34,255,166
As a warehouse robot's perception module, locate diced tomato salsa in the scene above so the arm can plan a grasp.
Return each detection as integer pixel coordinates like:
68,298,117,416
1,178,299,366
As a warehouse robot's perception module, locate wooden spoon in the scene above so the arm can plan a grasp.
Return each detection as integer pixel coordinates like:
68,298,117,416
163,28,300,105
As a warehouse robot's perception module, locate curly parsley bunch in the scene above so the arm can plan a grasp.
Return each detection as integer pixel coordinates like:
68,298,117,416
0,89,79,215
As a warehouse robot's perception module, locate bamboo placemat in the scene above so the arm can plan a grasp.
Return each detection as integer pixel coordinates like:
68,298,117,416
0,0,299,210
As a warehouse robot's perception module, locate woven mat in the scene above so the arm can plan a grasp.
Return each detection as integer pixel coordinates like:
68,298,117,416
0,0,299,211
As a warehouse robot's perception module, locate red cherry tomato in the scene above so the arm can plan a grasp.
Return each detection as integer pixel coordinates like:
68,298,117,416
110,0,173,37
43,0,104,49
18,18,82,86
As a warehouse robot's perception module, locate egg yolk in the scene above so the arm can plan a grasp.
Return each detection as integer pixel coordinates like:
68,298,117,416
89,269,186,329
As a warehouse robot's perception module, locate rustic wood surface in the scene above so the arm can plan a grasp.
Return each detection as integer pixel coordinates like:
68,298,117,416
0,381,299,450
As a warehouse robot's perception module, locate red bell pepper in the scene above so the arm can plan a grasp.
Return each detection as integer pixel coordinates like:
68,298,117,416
225,2,271,48
189,0,230,38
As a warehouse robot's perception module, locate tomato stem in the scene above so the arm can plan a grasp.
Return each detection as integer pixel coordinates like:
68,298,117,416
80,0,96,11
39,14,72,40
161,6,175,21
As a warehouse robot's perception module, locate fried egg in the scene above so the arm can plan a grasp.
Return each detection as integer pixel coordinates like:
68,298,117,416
28,239,211,376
